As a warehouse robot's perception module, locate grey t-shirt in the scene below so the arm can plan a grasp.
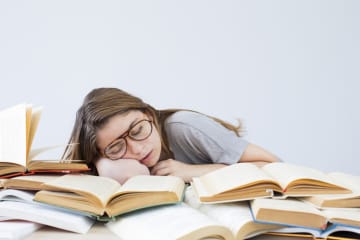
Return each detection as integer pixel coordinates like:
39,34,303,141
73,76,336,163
164,111,249,165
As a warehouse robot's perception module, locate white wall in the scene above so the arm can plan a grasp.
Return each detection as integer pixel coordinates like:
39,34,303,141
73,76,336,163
1,1,359,175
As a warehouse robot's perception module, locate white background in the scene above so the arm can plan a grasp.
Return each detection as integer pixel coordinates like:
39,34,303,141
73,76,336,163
1,1,359,175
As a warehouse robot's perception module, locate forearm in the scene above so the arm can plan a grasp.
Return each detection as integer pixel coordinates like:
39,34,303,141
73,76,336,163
239,143,280,163
151,159,227,183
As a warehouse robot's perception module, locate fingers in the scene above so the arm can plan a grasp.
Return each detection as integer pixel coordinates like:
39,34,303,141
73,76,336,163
151,159,175,176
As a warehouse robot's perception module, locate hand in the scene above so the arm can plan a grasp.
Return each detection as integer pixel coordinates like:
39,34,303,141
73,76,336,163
96,158,150,184
151,159,226,183
150,159,195,183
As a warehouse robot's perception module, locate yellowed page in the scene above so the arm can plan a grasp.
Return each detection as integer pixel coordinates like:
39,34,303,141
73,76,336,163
262,162,340,190
27,106,42,161
106,203,234,240
113,175,184,198
251,198,327,229
0,104,27,166
12,174,60,182
25,104,32,161
192,163,276,196
4,174,62,190
42,174,121,206
252,198,322,215
321,208,360,227
184,186,281,239
302,172,360,207
328,172,360,192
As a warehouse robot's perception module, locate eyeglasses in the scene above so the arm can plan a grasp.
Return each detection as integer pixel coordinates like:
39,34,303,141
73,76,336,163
103,119,153,160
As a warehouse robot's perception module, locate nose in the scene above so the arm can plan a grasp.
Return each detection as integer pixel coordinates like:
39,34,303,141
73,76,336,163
125,138,145,157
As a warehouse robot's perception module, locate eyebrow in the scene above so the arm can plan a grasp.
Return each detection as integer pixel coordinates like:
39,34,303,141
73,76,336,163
113,116,145,141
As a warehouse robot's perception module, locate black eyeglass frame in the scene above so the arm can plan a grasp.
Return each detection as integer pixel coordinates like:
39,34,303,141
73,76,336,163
103,119,153,160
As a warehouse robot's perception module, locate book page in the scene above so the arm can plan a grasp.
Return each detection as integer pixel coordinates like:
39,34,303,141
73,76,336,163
113,175,184,199
321,208,360,227
106,203,234,240
0,104,28,167
251,198,328,229
0,189,36,202
184,186,281,239
0,221,42,240
320,224,360,238
42,174,121,206
269,227,322,238
262,162,342,190
0,200,94,233
192,163,278,196
328,172,360,193
27,106,42,161
3,174,62,190
272,224,360,239
301,172,360,208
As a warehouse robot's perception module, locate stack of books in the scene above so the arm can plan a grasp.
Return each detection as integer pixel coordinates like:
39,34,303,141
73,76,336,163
0,104,186,239
1,103,359,240
188,162,360,240
0,103,94,238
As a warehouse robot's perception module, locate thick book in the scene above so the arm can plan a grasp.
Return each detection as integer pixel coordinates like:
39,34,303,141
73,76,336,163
106,203,235,240
0,104,89,178
0,189,95,234
184,186,282,239
264,224,360,240
250,198,360,230
302,172,360,208
2,174,62,191
191,162,351,203
33,174,185,219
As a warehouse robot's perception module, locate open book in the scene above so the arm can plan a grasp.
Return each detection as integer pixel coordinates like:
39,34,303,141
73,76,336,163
106,190,282,240
302,172,360,208
184,186,282,239
1,173,64,191
0,104,89,177
34,174,185,219
0,189,94,233
191,162,351,203
250,198,360,230
264,224,360,240
2,174,62,191
106,202,236,240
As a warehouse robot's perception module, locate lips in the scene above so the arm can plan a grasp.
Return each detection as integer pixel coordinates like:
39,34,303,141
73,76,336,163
140,151,153,166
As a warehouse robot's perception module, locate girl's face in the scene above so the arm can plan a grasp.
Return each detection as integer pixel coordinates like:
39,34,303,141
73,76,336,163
96,110,162,168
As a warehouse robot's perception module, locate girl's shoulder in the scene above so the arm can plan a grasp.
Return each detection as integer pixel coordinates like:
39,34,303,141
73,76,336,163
165,110,209,126
164,110,222,134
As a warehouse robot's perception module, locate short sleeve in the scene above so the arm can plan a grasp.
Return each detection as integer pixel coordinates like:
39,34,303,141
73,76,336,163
164,111,249,165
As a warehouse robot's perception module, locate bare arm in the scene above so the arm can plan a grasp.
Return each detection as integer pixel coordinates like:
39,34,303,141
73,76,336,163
239,143,280,165
151,143,280,183
151,160,226,183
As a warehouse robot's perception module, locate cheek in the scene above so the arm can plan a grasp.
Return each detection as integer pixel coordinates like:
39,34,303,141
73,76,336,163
149,130,162,152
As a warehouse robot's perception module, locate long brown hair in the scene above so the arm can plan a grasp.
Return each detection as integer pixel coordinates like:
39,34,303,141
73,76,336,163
63,87,242,173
